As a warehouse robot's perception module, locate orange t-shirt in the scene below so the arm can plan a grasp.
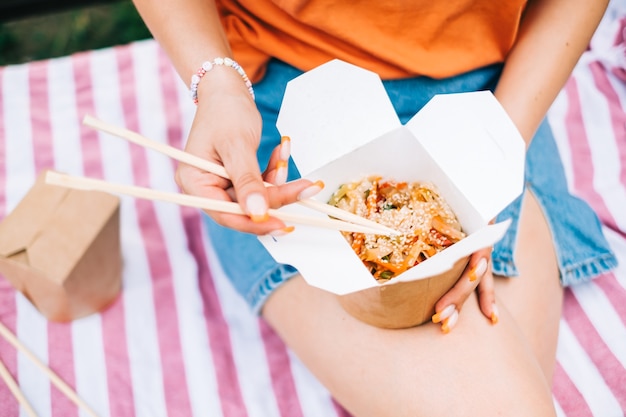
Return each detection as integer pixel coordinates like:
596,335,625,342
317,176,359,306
217,0,528,83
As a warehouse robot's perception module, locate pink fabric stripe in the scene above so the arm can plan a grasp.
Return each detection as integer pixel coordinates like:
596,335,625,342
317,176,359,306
182,209,249,417
28,59,80,417
72,51,136,417
28,60,55,173
47,323,78,417
115,46,193,417
589,61,626,234
157,49,185,157
563,290,626,412
73,51,108,181
594,274,626,328
156,45,250,416
563,76,619,233
259,320,305,417
0,65,20,417
552,360,593,417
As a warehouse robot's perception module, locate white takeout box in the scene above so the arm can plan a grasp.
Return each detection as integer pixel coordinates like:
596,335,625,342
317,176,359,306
259,60,525,327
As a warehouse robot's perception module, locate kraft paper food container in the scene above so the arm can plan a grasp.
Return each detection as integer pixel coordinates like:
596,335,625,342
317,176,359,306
0,171,122,322
258,59,525,328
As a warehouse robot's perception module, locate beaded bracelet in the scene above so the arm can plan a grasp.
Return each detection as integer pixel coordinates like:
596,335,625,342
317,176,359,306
189,57,255,104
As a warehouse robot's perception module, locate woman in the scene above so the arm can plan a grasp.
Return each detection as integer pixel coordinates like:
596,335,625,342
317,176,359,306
131,1,617,415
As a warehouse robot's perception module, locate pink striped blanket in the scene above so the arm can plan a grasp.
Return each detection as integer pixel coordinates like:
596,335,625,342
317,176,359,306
0,4,625,416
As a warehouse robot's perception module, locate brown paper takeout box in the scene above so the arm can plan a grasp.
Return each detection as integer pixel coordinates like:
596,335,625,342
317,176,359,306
0,171,122,322
259,60,526,329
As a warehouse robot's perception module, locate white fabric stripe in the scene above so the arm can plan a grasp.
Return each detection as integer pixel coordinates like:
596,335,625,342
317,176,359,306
89,47,167,417
556,320,621,416
605,69,626,112
206,239,282,417
48,55,111,417
16,297,51,417
577,64,626,230
48,56,84,177
287,350,339,417
2,62,53,417
72,316,109,417
547,86,575,191
131,41,224,417
570,282,626,369
2,64,36,208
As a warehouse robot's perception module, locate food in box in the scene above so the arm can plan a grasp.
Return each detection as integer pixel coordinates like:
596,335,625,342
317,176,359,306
329,176,466,282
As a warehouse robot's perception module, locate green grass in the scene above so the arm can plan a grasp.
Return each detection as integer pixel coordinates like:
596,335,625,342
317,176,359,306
0,1,152,66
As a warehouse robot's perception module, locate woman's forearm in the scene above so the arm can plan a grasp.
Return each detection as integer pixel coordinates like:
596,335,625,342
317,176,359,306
132,0,231,83
495,0,608,144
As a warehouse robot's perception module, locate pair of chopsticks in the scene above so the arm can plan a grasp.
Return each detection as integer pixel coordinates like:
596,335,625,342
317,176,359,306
45,171,386,235
47,115,397,236
0,320,99,417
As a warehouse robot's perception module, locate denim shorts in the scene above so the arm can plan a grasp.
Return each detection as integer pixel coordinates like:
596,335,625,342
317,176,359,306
203,59,618,314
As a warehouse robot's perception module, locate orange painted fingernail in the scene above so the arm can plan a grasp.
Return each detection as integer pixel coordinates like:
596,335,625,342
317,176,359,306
250,214,270,222
432,304,455,324
280,136,291,160
491,303,499,324
441,310,459,334
246,193,269,222
269,226,295,237
275,160,288,185
298,180,324,200
469,258,488,282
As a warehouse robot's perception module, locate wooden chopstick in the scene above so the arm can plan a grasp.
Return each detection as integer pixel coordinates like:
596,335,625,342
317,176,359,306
45,171,394,235
0,356,38,417
82,115,398,236
0,321,99,417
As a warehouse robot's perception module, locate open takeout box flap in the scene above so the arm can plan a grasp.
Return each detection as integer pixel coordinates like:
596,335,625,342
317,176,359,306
0,174,69,259
405,91,526,223
0,173,120,283
25,190,120,283
261,59,525,295
276,59,401,177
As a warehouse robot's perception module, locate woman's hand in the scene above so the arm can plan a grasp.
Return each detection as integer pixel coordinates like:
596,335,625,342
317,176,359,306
431,247,498,333
175,69,316,235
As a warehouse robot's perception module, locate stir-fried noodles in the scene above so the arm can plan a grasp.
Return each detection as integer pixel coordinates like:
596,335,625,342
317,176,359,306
328,176,466,282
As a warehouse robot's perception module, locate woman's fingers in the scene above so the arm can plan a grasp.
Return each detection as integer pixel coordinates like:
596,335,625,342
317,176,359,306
174,163,280,234
175,141,321,235
477,265,499,325
263,137,291,186
262,141,324,208
432,247,493,333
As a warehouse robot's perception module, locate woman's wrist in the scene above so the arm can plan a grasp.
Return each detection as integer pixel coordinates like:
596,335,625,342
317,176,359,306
190,57,254,104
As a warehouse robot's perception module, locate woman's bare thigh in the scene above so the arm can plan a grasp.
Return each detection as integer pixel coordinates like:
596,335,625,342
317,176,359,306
261,192,561,417
494,191,563,383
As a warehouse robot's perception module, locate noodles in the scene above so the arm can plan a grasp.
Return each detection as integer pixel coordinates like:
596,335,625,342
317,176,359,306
328,176,466,282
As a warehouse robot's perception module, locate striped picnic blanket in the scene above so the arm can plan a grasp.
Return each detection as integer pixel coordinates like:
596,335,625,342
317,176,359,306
0,2,624,415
